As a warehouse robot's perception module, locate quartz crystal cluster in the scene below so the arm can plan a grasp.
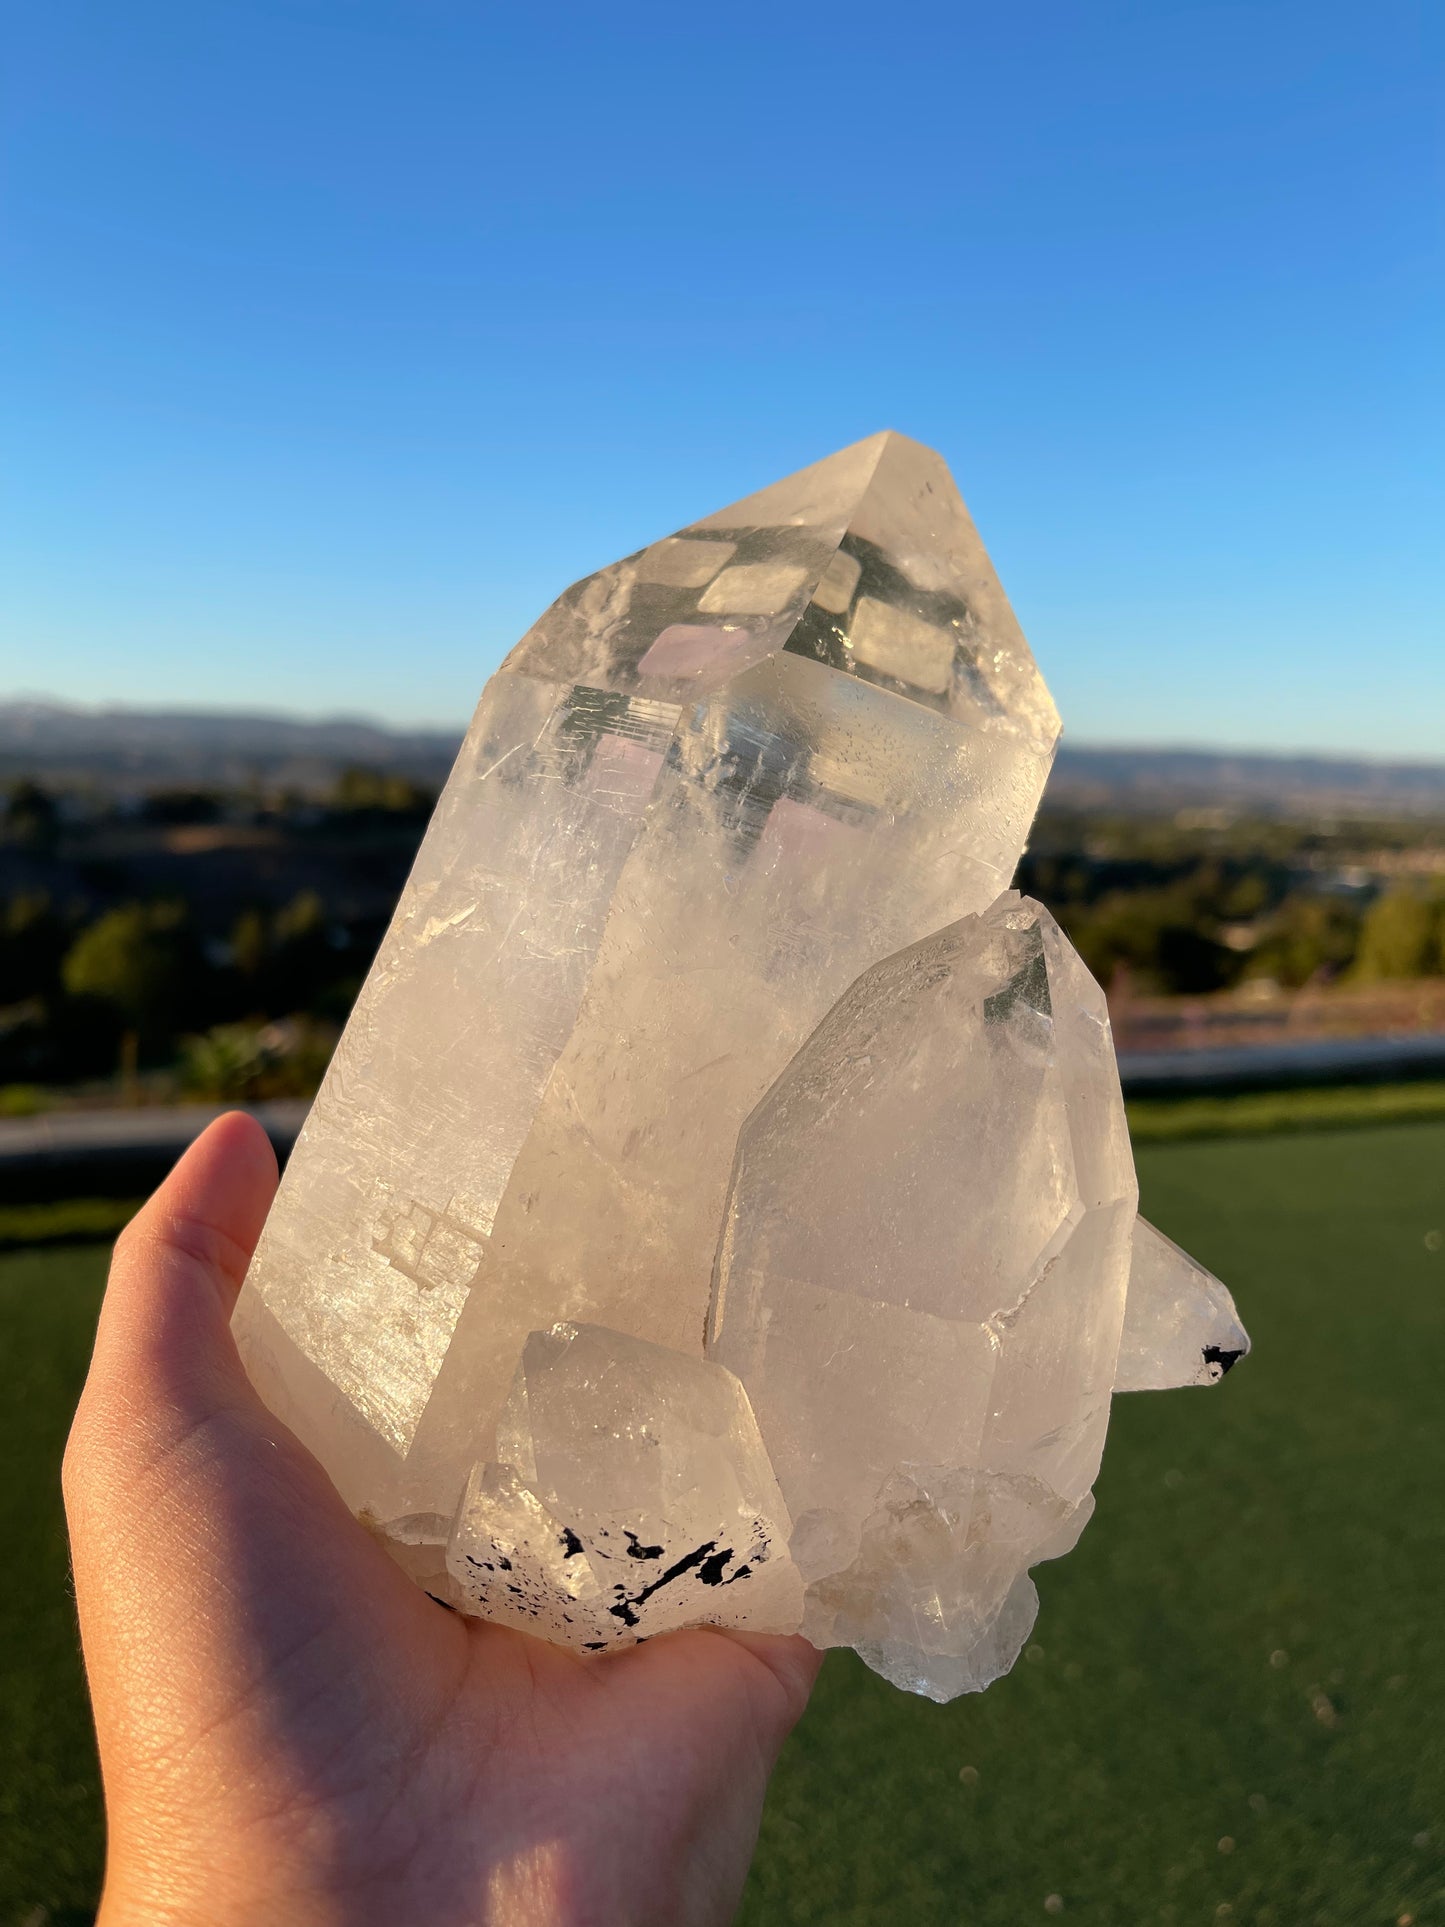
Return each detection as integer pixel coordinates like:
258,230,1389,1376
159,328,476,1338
234,432,1248,1699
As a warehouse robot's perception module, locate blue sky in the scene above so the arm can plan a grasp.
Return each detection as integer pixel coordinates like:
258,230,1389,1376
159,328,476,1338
2,0,1440,754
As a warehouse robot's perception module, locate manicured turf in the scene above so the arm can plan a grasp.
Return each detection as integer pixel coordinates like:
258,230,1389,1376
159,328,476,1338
3,1125,1443,1926
1,1084,1438,1257
0,1241,107,1926
0,1199,141,1253
1126,1080,1445,1143
743,1124,1445,1927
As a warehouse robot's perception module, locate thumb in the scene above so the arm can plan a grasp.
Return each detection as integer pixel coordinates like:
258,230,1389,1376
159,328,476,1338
64,1110,422,1652
61,1114,288,1803
72,1110,279,1460
63,1111,280,1582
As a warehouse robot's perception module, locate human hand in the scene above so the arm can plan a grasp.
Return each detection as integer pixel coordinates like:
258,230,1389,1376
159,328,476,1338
63,1113,820,1927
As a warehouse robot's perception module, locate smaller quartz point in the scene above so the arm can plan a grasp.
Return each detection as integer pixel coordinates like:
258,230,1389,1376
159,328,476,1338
708,892,1137,1697
445,1323,802,1650
1114,1217,1251,1391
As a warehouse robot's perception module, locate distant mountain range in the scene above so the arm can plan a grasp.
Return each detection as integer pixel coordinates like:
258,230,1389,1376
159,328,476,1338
0,699,461,791
3,698,1443,817
1046,744,1445,816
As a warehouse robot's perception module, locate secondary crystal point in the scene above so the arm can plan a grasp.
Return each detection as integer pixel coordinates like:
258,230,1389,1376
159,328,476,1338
708,892,1136,1695
445,1323,801,1646
1116,1218,1250,1391
233,433,1246,1697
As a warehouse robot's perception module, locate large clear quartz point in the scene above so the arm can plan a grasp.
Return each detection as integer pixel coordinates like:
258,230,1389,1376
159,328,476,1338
707,893,1137,1696
1115,1217,1251,1390
232,433,1244,1698
233,431,1057,1518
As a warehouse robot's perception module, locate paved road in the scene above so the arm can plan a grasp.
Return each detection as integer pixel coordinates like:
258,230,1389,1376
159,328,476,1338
1118,1029,1445,1096
0,1099,310,1201
3,1029,1444,1197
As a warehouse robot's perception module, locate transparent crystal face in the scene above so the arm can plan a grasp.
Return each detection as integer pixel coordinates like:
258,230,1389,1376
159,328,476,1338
708,894,1137,1690
504,431,1060,750
235,670,672,1462
232,433,1245,1700
402,648,1049,1497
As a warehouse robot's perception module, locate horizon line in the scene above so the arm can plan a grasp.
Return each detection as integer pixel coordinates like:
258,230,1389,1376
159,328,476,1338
2,691,1443,775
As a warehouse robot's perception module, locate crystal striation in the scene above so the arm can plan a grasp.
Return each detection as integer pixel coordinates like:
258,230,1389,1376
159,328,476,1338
234,431,1247,1699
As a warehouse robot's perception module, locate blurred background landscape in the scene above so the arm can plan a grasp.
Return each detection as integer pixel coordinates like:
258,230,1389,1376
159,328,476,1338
4,696,1443,1927
3,0,1441,1922
3,696,1442,1126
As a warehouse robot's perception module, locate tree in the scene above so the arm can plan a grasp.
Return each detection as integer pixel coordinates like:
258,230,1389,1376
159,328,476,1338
225,892,335,1019
1068,888,1233,995
0,892,69,1004
3,779,59,852
329,767,434,816
140,787,221,826
1353,889,1440,981
273,888,327,949
229,908,269,982
268,890,332,1009
1248,894,1361,989
62,903,196,1087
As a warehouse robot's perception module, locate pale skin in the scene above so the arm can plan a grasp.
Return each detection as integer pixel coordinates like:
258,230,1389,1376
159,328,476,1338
63,1112,821,1926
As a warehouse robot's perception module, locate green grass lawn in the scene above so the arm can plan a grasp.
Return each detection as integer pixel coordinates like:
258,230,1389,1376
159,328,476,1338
0,1241,107,1927
3,1124,1443,1927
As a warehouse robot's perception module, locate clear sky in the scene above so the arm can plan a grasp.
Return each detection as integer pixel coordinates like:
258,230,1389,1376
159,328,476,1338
2,0,1441,755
